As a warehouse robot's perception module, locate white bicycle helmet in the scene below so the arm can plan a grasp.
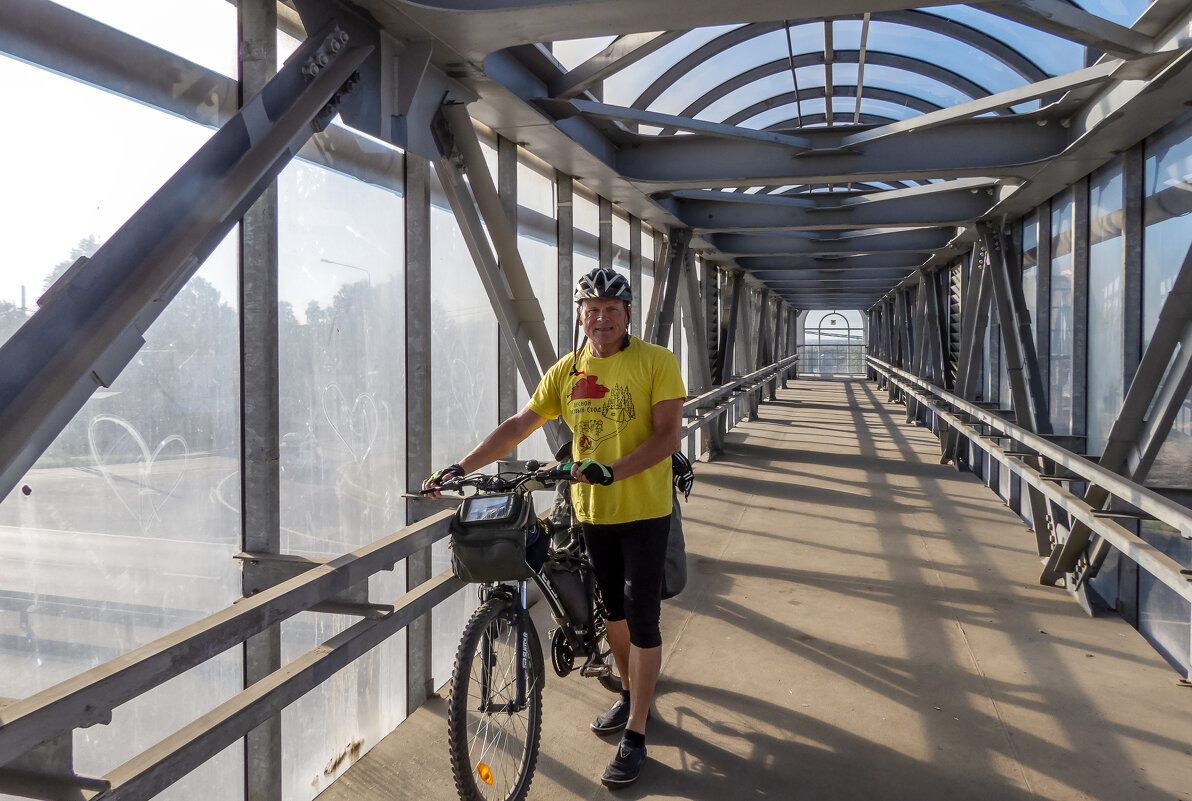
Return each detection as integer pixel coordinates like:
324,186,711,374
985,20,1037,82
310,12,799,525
574,267,633,304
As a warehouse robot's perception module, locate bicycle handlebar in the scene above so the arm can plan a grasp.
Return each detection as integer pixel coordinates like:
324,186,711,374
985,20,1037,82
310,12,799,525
420,460,577,495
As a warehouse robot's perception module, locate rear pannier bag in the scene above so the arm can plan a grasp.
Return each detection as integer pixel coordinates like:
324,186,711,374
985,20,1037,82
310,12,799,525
449,493,546,583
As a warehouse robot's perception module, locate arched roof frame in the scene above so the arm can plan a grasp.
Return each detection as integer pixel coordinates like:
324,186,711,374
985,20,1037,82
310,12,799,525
720,86,940,128
630,11,1048,113
673,51,1004,126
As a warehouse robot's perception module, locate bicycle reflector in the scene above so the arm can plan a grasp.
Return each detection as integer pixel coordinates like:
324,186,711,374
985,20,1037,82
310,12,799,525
477,762,494,785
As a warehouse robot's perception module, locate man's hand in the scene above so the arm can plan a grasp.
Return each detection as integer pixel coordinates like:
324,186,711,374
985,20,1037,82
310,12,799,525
571,458,614,486
422,463,464,498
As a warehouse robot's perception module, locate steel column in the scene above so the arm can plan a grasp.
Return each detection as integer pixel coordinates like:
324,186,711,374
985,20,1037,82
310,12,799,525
403,152,435,715
497,135,520,446
720,272,743,384
1072,177,1091,441
0,21,370,504
599,197,613,270
237,3,281,800
557,173,575,358
630,217,643,338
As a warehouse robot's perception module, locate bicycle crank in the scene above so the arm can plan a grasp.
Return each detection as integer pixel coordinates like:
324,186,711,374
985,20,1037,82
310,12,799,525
550,628,574,678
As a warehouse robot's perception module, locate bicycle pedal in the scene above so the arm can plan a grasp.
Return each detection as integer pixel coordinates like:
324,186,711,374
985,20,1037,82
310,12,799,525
580,664,611,678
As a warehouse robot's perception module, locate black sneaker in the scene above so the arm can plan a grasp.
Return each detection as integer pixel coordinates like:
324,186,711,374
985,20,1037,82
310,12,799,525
601,739,647,789
590,697,631,735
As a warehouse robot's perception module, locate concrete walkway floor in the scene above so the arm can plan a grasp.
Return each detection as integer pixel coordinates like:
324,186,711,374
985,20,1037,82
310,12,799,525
320,377,1192,801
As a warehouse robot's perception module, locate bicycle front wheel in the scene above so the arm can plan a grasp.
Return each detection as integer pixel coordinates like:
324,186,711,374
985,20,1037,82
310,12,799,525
447,596,544,801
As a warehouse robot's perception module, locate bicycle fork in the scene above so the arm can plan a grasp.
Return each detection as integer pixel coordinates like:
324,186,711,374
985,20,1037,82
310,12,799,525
478,581,531,714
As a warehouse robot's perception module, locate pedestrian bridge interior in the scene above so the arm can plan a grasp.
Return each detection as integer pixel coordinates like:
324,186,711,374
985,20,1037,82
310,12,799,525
0,1,1190,800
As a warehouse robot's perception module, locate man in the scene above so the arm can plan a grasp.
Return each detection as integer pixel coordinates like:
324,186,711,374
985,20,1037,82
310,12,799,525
424,266,685,788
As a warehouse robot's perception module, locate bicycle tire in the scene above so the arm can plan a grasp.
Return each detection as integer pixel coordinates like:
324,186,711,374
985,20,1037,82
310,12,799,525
448,596,544,801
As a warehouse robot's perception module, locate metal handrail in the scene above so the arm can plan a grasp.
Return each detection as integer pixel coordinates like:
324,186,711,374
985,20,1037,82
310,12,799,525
868,356,1192,607
0,511,461,796
682,355,798,433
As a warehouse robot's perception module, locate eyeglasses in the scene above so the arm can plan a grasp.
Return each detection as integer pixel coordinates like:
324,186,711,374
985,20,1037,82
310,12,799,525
580,305,627,320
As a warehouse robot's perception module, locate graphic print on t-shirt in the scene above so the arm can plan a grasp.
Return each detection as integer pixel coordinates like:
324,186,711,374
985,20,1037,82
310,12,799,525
569,375,636,456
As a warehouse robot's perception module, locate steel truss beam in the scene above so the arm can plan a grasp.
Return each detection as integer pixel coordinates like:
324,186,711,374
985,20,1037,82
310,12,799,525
710,228,957,258
433,102,566,450
840,57,1164,148
1043,239,1192,585
741,254,929,272
980,223,1054,556
0,20,369,504
943,245,994,464
616,117,1066,189
553,99,813,150
647,229,691,348
660,179,999,232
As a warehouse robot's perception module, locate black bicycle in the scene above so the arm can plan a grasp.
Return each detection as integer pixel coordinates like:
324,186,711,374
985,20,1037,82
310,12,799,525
424,461,620,801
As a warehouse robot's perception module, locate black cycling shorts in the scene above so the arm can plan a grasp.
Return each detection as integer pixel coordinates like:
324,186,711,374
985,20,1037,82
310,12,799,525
581,515,670,649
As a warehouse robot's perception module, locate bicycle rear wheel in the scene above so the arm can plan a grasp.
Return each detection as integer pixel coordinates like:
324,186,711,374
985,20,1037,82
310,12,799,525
447,596,544,801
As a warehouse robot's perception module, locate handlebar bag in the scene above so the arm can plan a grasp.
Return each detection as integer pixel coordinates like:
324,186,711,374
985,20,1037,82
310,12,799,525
449,493,545,582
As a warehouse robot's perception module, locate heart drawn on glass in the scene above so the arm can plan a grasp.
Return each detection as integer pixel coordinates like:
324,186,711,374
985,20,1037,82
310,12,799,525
87,414,190,531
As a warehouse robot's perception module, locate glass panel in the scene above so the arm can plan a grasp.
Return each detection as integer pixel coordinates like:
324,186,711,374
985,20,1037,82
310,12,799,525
605,25,743,108
1137,521,1192,674
1022,212,1038,349
650,23,821,116
551,35,617,71
573,189,600,283
859,20,1033,93
1049,189,1075,434
640,227,656,312
428,169,494,688
917,7,1082,76
517,157,559,462
0,56,243,800
1143,114,1192,347
612,210,632,273
517,158,555,218
1087,159,1125,454
277,158,407,801
1073,0,1150,26
53,0,238,77
1142,113,1192,486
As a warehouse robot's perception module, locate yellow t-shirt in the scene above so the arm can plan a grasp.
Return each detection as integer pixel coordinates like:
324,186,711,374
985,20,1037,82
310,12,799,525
528,337,687,524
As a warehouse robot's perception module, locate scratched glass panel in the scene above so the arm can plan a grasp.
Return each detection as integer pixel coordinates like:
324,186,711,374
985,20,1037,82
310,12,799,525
428,168,495,689
1087,159,1125,455
0,56,243,801
277,159,407,801
516,157,559,463
1142,113,1192,488
1049,189,1075,435
1021,212,1039,349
